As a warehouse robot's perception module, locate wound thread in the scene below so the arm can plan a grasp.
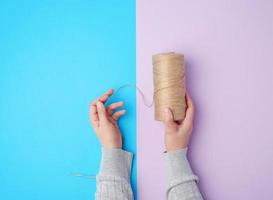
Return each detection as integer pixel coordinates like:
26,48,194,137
153,52,186,121
103,52,187,121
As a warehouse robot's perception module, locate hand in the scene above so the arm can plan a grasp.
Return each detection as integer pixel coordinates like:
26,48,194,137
90,89,126,149
164,93,195,152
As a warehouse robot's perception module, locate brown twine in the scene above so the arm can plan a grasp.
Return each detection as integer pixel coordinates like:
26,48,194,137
111,52,186,121
153,52,186,121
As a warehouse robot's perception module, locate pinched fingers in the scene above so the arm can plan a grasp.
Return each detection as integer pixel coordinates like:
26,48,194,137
96,101,108,122
90,89,113,126
91,89,114,106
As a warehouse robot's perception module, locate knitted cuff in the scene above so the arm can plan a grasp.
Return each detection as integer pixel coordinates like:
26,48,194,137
99,148,133,182
164,148,198,184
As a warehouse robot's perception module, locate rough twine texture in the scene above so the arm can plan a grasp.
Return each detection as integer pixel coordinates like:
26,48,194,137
153,52,186,121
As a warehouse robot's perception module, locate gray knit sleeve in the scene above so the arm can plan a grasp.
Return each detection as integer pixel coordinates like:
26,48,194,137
95,148,134,200
164,148,203,200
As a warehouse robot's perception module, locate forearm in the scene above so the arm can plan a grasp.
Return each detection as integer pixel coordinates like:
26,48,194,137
164,148,203,200
95,148,134,200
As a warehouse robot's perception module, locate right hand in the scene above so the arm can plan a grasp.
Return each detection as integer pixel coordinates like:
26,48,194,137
164,93,195,152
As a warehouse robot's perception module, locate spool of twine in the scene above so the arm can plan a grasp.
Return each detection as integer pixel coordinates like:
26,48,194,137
152,52,186,121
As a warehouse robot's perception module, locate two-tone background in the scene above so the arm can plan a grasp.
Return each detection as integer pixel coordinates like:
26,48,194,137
1,0,273,199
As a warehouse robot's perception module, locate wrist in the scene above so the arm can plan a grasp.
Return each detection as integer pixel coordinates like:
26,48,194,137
102,144,122,149
100,137,122,149
165,144,188,152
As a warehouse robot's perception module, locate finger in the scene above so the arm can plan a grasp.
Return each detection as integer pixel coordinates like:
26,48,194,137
164,107,176,127
90,89,114,106
89,104,99,128
91,99,98,106
182,93,195,126
112,109,126,121
90,102,99,125
98,89,114,104
107,101,124,115
96,101,108,122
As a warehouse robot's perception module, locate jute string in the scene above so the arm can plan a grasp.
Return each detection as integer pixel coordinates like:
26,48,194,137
153,52,186,121
112,52,186,121
72,52,186,179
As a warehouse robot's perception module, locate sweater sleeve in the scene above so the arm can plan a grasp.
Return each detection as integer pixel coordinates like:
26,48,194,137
164,148,203,200
95,148,134,200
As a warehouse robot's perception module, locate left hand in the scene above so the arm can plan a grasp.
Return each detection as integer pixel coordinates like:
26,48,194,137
90,89,126,149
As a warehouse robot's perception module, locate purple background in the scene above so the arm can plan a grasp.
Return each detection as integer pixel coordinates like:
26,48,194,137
137,1,273,199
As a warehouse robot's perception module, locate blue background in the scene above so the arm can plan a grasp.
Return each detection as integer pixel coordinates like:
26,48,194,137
0,0,136,199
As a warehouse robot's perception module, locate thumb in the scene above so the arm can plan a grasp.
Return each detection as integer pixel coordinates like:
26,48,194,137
164,107,175,126
96,101,108,122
